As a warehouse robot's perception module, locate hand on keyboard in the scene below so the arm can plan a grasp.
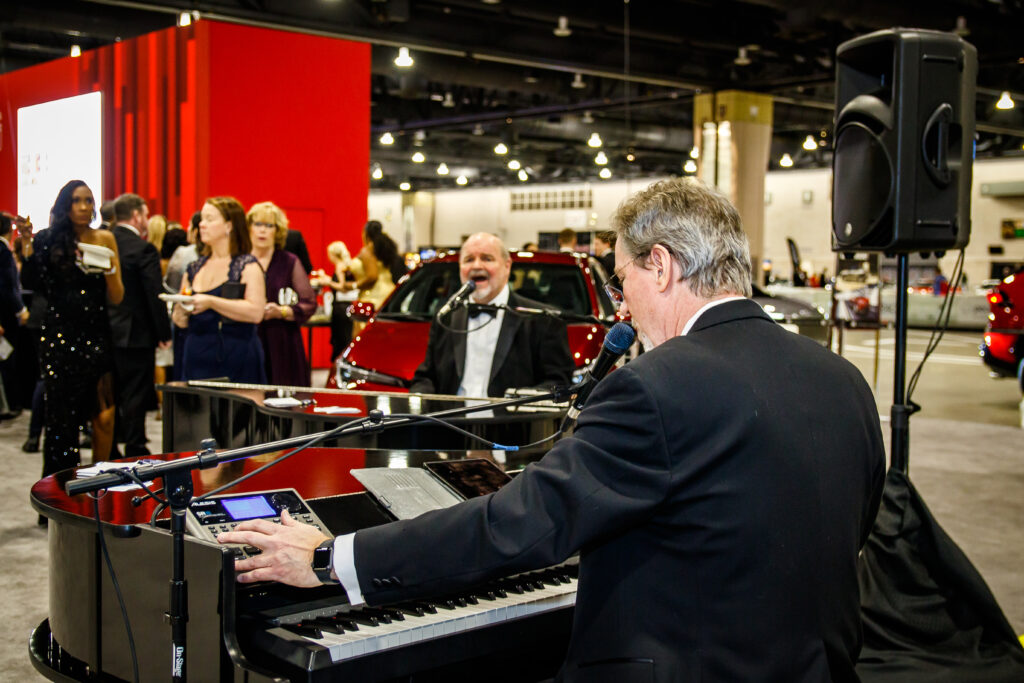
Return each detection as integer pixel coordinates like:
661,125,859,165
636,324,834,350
218,509,332,588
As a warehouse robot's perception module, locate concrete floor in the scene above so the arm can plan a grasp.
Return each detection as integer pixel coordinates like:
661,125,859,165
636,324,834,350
0,329,1021,681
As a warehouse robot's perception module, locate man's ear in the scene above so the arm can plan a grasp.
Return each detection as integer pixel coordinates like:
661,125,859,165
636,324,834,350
648,244,672,290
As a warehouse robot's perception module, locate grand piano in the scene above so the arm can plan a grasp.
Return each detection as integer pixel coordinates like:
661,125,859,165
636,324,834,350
161,381,566,453
30,446,575,682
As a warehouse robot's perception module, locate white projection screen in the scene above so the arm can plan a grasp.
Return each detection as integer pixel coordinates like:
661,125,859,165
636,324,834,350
18,91,103,230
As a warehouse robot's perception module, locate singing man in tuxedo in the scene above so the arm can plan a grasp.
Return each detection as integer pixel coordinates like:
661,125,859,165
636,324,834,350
408,232,573,397
220,179,885,683
109,193,171,456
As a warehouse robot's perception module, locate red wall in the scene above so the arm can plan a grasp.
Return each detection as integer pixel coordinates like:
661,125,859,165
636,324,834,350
0,20,370,368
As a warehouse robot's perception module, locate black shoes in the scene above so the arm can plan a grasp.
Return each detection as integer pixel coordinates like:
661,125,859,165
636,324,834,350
22,436,40,453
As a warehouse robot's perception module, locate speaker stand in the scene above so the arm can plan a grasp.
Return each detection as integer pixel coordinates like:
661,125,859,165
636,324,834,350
889,253,912,473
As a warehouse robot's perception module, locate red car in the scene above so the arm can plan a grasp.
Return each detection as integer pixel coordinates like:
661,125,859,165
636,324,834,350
981,271,1024,393
331,251,620,392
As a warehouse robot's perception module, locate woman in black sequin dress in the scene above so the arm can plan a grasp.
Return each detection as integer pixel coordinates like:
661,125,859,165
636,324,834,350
24,181,124,477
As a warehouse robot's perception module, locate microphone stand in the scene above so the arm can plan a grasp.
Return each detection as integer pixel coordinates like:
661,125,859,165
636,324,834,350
64,385,579,683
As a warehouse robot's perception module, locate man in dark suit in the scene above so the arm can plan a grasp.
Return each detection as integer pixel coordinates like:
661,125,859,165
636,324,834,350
594,229,616,276
109,193,171,456
221,179,886,683
0,213,29,417
408,232,573,397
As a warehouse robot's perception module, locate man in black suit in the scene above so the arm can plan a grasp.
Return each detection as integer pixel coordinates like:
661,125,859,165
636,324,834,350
0,214,29,417
593,229,616,276
221,179,885,683
408,232,573,397
109,193,171,456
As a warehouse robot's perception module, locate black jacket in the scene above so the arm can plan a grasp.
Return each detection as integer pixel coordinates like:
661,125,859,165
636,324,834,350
356,299,886,683
108,225,171,349
409,290,574,397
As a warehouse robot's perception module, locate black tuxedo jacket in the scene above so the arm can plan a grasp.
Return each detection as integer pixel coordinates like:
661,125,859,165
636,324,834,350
108,225,171,349
355,299,885,683
0,239,22,332
409,291,574,397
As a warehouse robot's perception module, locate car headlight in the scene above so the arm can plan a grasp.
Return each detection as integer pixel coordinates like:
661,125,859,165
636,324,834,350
335,358,406,388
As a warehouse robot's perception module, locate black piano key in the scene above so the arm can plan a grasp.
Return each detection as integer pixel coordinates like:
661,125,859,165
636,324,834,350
409,601,438,614
429,598,457,610
473,589,498,601
463,594,478,605
381,607,406,621
346,612,381,627
359,608,393,624
284,622,323,639
308,617,346,634
394,603,427,617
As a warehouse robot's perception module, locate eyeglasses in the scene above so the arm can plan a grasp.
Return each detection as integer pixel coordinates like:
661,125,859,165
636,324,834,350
603,262,631,307
252,221,276,229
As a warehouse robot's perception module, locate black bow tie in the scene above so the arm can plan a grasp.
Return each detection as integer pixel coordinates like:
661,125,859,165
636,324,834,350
468,304,497,320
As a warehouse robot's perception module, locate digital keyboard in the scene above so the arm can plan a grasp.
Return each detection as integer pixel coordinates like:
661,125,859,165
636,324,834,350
242,563,578,680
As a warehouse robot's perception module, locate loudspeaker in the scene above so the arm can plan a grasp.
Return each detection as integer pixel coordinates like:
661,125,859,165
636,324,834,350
832,29,976,254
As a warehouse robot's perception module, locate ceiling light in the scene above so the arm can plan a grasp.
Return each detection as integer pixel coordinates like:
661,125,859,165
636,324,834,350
399,181,411,191
481,0,501,4
523,70,539,84
178,11,192,27
379,132,394,145
371,165,383,180
683,159,697,174
472,124,485,136
734,47,751,66
413,130,426,146
581,110,594,124
953,16,969,37
996,91,1015,110
508,159,521,170
587,132,602,148
442,92,455,108
594,151,608,165
779,153,794,168
429,93,444,102
518,169,529,182
456,175,469,185
494,142,508,155
689,147,699,159
553,16,572,38
626,152,636,162
411,151,426,163
436,162,449,175
394,47,414,68
599,168,612,179
70,45,81,58
571,73,586,89
802,135,817,151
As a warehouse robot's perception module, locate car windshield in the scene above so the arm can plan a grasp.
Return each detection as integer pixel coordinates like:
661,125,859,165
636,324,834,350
380,261,591,317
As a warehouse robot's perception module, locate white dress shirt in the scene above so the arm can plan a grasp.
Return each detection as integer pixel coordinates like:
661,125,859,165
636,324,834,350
457,284,509,398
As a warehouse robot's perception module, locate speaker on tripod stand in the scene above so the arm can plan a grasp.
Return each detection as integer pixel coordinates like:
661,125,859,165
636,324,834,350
832,29,976,255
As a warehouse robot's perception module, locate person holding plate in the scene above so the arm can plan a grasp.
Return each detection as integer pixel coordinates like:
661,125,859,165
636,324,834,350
22,180,124,480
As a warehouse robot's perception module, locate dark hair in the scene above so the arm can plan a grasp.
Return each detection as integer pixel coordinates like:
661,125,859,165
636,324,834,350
44,180,93,265
113,193,146,221
363,220,400,271
558,228,577,246
100,200,116,223
161,227,189,259
199,197,251,257
0,214,11,237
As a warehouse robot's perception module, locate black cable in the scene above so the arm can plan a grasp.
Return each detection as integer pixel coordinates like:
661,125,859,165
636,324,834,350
432,305,500,335
906,249,966,404
91,496,140,683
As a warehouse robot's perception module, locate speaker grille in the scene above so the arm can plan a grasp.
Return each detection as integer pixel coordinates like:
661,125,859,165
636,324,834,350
832,122,893,249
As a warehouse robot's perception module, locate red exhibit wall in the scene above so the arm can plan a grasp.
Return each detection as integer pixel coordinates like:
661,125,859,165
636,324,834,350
0,20,370,369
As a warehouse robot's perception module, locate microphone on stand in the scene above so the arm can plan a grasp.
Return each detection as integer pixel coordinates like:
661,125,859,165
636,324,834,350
564,322,636,425
436,280,477,318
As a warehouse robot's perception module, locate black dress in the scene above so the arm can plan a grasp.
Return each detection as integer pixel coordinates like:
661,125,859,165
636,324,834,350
181,254,266,384
27,228,115,477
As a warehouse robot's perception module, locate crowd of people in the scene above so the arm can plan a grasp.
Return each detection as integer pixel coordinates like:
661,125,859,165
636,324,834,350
0,180,408,516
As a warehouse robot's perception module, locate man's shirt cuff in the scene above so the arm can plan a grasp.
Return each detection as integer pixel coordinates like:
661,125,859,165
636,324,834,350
333,533,366,606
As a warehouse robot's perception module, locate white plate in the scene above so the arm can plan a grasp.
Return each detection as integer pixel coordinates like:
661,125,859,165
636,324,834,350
159,293,196,304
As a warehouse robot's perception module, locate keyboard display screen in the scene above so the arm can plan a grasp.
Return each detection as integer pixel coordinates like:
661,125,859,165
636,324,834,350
223,495,276,521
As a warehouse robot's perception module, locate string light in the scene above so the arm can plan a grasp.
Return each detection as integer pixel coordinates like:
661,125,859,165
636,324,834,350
802,135,817,151
594,151,608,165
70,45,81,58
588,132,603,148
456,175,468,185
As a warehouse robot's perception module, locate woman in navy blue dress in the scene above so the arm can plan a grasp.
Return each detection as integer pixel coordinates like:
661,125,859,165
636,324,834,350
172,197,266,383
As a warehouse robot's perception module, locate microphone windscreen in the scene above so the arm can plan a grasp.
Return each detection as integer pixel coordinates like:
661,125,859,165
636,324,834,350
603,322,635,355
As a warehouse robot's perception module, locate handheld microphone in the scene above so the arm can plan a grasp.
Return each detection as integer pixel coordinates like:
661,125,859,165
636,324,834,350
436,280,476,318
565,322,635,422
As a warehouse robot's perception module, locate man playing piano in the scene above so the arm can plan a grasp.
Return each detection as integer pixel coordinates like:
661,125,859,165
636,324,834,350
221,178,885,683
408,231,574,398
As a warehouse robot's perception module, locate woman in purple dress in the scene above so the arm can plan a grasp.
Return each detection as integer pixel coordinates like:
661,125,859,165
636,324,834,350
248,202,316,386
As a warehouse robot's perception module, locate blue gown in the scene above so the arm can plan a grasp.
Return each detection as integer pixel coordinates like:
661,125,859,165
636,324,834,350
181,254,266,384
